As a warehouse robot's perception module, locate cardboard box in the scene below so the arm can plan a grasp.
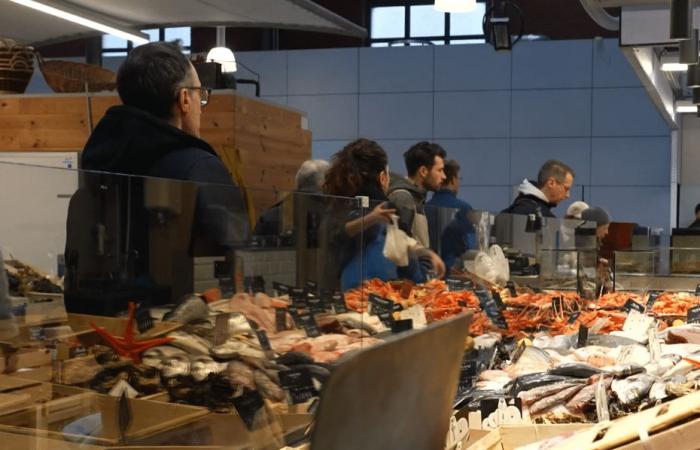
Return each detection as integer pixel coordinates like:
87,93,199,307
465,428,502,450
5,347,51,372
499,424,589,449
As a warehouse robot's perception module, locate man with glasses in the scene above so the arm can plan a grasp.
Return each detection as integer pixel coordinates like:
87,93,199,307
502,160,575,218
66,41,248,313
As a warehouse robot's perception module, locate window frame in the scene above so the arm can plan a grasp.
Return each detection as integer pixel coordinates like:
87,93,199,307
368,0,486,46
101,27,192,56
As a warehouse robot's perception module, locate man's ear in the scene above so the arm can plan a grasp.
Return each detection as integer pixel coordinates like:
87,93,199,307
418,166,428,179
175,88,190,113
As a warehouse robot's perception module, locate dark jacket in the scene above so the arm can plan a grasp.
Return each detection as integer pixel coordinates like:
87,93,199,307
690,219,700,229
502,179,557,218
426,189,475,271
66,106,248,313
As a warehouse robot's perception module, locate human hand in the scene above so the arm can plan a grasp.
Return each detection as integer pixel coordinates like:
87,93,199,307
427,250,446,279
367,202,396,226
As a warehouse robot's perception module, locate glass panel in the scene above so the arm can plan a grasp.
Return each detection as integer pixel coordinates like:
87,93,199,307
450,2,487,36
371,41,390,47
140,28,160,44
102,34,127,49
432,40,446,45
165,26,192,47
371,6,406,39
450,38,486,45
410,4,445,38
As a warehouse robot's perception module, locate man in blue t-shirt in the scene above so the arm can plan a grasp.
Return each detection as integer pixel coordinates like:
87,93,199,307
426,160,476,275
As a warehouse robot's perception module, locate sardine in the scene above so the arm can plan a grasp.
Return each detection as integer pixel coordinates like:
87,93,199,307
518,381,584,407
611,374,655,405
529,384,585,416
163,295,210,324
167,331,212,355
566,378,612,414
602,363,645,378
549,363,601,379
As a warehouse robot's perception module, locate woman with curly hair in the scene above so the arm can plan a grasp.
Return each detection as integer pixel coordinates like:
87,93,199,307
323,138,398,290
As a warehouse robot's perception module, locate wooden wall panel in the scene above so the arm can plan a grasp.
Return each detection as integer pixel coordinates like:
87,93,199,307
0,91,311,213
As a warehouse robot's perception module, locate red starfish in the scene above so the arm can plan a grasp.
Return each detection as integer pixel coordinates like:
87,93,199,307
91,302,174,363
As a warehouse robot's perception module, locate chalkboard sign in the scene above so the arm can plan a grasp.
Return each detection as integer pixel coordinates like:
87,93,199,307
369,293,402,312
646,291,660,310
255,329,272,351
446,278,465,292
290,287,308,309
492,291,505,310
331,292,348,314
295,313,321,337
577,325,589,348
622,299,645,314
272,282,290,296
688,305,700,324
279,368,317,404
391,319,413,333
457,359,478,393
307,296,325,315
506,281,517,297
275,308,287,333
232,390,265,430
567,311,581,325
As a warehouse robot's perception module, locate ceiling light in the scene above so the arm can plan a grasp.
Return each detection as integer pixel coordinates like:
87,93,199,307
483,1,524,52
662,62,689,71
676,100,698,113
670,0,692,41
679,29,700,65
434,0,477,13
9,0,148,44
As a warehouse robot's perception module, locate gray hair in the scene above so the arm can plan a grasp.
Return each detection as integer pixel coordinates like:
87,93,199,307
537,160,575,188
296,159,330,192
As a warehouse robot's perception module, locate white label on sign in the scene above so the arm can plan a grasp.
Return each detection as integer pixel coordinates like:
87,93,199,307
400,305,427,329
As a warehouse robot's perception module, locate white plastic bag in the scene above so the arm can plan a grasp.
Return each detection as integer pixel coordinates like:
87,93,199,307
473,245,510,285
383,215,418,267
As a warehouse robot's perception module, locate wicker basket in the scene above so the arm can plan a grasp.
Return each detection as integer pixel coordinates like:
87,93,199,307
0,38,34,94
36,53,116,93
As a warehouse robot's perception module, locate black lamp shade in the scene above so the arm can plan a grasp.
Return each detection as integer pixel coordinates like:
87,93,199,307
490,17,511,51
680,30,700,65
671,0,693,40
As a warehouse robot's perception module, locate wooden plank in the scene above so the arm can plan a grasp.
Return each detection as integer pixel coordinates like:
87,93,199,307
0,114,88,130
236,147,306,169
18,97,88,115
0,98,20,115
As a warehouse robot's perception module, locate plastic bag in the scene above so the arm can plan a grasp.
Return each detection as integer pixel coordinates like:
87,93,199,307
473,245,510,285
383,215,418,267
489,245,510,284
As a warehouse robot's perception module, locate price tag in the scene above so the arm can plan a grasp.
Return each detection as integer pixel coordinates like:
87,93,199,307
688,305,700,324
492,291,505,310
275,308,288,332
622,309,654,337
646,291,660,310
457,359,478,393
577,325,589,348
476,289,508,329
306,280,319,293
622,299,645,314
391,319,413,333
273,282,290,297
369,293,401,312
307,296,325,315
279,369,317,404
255,329,272,351
376,310,394,327
332,292,348,314
695,284,700,296
506,281,517,297
69,346,88,358
295,313,321,337
232,390,265,430
399,304,428,329
290,288,308,309
567,311,581,325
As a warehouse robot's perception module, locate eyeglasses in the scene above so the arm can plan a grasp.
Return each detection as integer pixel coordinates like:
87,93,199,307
177,86,212,107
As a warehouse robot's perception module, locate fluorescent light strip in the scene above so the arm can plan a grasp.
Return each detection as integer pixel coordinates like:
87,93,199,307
10,0,149,44
676,100,698,113
661,62,689,72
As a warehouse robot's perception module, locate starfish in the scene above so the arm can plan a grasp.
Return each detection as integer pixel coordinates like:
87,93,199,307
91,302,174,363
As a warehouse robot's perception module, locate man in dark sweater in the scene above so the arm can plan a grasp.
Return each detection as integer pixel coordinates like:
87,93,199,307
503,160,575,218
65,42,248,313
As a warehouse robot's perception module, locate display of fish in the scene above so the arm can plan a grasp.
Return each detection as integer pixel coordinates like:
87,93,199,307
611,374,655,405
566,377,612,414
167,331,213,355
163,295,210,324
161,355,191,379
506,373,576,397
190,355,227,382
519,381,584,407
548,363,601,378
211,338,266,360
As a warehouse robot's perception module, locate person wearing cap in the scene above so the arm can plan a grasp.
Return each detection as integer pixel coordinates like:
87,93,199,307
580,206,612,295
581,206,611,240
566,201,589,220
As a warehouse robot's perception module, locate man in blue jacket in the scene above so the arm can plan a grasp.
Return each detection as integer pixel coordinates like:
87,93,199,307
426,160,476,274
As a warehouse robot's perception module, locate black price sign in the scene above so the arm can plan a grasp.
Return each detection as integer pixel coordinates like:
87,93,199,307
295,313,321,337
476,289,508,329
577,325,589,348
279,369,317,404
273,282,290,296
306,280,319,293
568,311,581,325
391,319,413,333
232,390,265,430
506,281,517,297
255,329,272,351
457,359,478,393
376,310,394,327
688,305,700,324
622,299,645,314
695,284,700,296
332,292,348,314
369,294,401,312
446,278,465,291
646,291,660,309
492,291,505,310
290,288,308,309
275,308,288,332
307,296,325,314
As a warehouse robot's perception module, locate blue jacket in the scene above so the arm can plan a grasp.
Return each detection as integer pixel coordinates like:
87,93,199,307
426,189,476,272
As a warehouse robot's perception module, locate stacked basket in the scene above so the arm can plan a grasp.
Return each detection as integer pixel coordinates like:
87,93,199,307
0,38,34,94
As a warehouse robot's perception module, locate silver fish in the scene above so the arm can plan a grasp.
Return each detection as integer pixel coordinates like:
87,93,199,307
161,355,191,378
566,378,612,414
649,375,686,403
518,381,584,407
644,354,682,377
253,370,286,402
163,295,210,324
141,345,188,369
190,355,226,382
211,338,266,360
611,374,655,405
167,331,212,355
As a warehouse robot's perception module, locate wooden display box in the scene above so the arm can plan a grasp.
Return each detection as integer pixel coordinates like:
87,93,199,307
498,423,589,449
65,313,181,348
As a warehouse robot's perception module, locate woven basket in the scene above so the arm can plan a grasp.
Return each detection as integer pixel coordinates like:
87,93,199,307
37,53,116,93
0,38,34,94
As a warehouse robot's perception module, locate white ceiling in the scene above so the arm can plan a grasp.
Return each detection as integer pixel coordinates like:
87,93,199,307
0,0,366,46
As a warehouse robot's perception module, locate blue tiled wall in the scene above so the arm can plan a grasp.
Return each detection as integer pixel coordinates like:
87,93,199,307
235,38,670,229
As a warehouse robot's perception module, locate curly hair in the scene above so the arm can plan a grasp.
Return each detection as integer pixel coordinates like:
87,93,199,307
324,138,388,198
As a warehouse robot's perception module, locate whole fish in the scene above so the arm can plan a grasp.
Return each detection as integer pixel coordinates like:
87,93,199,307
167,331,212,355
519,381,584,407
161,355,191,378
566,377,612,414
163,295,210,324
190,355,227,382
649,375,686,403
611,374,655,405
506,347,554,378
506,373,576,397
529,384,585,416
211,339,266,360
644,354,682,377
602,364,645,378
253,370,286,402
549,363,601,379
225,360,256,390
142,345,188,369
